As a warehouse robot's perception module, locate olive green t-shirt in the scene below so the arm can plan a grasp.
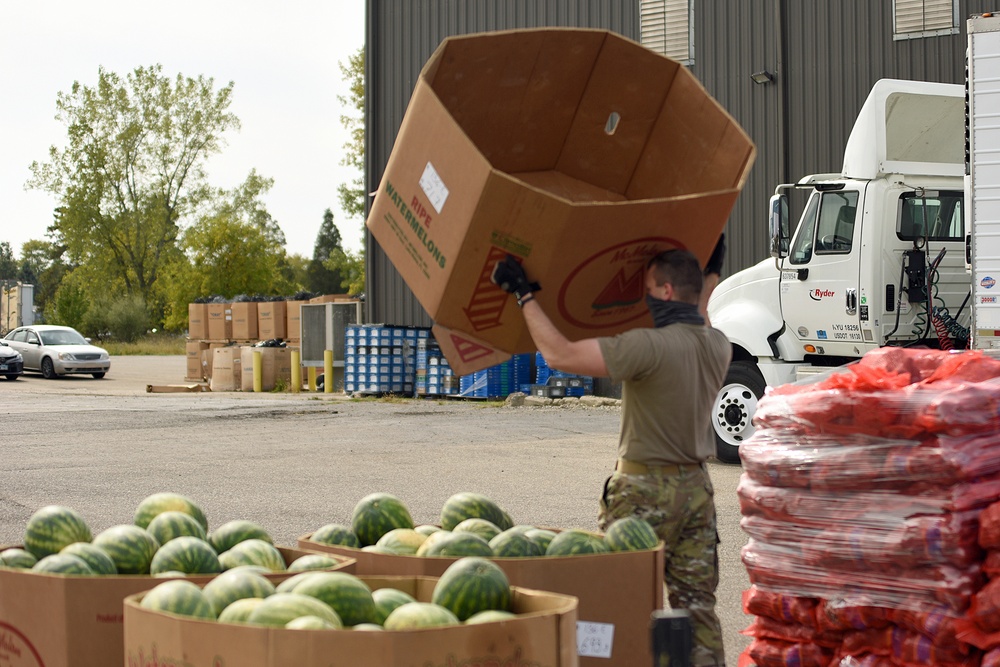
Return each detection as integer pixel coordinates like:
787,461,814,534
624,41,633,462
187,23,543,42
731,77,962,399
598,323,731,465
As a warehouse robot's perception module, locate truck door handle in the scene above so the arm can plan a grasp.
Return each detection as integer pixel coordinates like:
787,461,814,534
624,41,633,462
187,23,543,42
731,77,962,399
846,288,857,315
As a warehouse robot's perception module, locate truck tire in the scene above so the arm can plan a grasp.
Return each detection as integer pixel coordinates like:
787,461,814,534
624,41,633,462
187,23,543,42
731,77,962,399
712,361,766,464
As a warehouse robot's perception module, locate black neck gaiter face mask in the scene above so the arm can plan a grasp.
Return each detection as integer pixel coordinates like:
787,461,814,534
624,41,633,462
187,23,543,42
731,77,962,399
645,295,705,328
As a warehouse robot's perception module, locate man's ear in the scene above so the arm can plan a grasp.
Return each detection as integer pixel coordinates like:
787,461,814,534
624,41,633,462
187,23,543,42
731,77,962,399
660,282,674,302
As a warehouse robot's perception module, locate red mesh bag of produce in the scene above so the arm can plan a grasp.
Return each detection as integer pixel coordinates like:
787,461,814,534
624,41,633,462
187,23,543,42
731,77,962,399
832,654,896,667
984,550,1000,577
815,599,892,632
914,382,1000,436
971,578,1000,633
742,586,818,627
891,604,961,646
842,625,973,664
981,501,1000,550
741,616,844,648
747,637,833,667
985,647,1000,667
919,349,1000,385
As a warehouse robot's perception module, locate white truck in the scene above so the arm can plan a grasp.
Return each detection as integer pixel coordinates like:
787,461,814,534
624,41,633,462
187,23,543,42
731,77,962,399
707,78,970,464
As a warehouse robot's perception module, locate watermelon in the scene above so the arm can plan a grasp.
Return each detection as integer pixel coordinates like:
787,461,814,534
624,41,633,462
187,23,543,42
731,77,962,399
453,518,502,542
525,528,557,552
218,597,267,623
310,523,361,548
384,602,460,630
287,554,343,573
603,516,660,552
489,529,543,558
133,492,208,531
153,570,187,578
140,579,216,619
415,530,452,556
440,492,512,531
419,532,493,558
372,587,417,624
292,571,378,626
218,539,286,572
414,524,443,537
150,536,222,575
32,553,94,575
23,505,93,559
465,609,517,624
275,571,322,594
92,524,160,574
353,623,385,631
61,542,117,575
208,519,273,553
361,545,395,554
286,615,339,630
545,529,609,556
202,568,277,616
246,592,342,628
431,557,511,621
351,493,414,546
375,528,426,555
147,511,208,546
0,547,38,569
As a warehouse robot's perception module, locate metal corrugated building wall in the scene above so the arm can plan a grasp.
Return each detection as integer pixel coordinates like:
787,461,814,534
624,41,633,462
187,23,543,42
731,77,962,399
364,0,639,326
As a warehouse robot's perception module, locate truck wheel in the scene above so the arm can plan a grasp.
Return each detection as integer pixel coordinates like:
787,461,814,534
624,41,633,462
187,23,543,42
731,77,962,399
712,361,766,464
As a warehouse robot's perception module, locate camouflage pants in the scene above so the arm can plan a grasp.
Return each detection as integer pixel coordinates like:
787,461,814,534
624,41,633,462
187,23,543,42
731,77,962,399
598,463,724,667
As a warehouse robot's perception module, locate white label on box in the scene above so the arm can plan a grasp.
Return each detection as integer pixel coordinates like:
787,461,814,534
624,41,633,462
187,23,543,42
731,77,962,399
419,161,449,214
577,621,614,658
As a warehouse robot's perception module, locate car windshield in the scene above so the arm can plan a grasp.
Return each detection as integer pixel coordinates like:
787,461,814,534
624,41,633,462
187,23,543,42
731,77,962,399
40,329,89,346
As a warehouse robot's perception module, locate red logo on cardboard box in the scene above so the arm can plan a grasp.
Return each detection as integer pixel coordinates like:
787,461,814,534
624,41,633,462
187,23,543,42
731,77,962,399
558,237,685,329
448,331,497,364
0,622,44,666
463,246,511,332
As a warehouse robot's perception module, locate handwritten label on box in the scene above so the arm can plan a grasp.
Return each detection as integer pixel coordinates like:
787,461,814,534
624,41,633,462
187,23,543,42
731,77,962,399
419,162,449,214
577,620,614,658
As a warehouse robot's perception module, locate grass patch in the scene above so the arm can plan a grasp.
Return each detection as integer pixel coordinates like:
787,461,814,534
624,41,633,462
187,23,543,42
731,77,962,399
101,334,187,356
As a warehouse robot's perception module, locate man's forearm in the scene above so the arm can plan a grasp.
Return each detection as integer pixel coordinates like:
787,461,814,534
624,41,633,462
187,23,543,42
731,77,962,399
520,295,608,377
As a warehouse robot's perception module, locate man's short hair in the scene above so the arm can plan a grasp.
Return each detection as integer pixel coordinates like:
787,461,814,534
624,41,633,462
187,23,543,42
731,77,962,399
647,249,703,303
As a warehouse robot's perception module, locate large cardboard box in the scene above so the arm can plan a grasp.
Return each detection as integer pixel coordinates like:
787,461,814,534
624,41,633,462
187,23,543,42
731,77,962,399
0,546,354,667
285,300,307,341
209,346,241,392
187,303,208,340
366,28,755,375
239,346,293,392
206,302,233,341
298,533,663,667
124,575,577,667
230,301,258,340
185,340,210,380
257,301,287,340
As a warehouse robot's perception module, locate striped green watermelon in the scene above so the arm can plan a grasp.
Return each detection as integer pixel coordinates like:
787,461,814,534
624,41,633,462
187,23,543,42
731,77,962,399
208,519,273,553
0,547,38,569
384,602,460,630
61,542,117,575
218,539,286,572
292,571,378,627
414,524,443,537
286,615,339,630
140,579,216,619
246,592,342,628
545,529,609,556
440,492,513,531
353,623,385,631
23,505,93,559
453,518,502,542
147,511,208,546
134,492,208,531
489,529,543,558
202,568,277,616
153,570,187,578
524,529,557,552
351,493,414,546
603,516,660,552
275,571,321,594
375,528,427,555
465,609,517,624
310,523,361,548
92,525,160,574
217,597,267,623
415,530,452,556
372,587,417,624
150,536,222,575
32,553,94,575
431,557,511,621
287,554,343,573
419,532,493,558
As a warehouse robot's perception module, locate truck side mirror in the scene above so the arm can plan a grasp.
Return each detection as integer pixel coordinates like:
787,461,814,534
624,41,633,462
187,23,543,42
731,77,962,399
769,194,789,258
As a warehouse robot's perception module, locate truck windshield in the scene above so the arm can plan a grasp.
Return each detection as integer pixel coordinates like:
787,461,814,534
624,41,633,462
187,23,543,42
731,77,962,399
789,190,859,264
896,191,964,242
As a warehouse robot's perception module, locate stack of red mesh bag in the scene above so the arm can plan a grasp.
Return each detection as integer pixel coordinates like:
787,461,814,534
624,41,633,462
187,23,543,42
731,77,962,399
737,347,1000,667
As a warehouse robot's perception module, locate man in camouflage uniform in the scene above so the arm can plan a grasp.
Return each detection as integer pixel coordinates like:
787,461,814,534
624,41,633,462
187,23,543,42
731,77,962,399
492,242,730,667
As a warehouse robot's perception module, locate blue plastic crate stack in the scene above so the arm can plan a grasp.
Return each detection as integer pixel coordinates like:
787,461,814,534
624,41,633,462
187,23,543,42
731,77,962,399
343,325,425,395
415,337,459,396
457,353,534,399
532,351,594,397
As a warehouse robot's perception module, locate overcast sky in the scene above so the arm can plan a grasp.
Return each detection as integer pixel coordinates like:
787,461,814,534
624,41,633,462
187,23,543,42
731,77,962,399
0,1,367,260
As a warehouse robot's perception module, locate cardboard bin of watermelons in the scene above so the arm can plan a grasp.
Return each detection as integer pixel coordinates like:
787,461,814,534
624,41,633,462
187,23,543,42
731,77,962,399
123,574,578,667
0,545,356,667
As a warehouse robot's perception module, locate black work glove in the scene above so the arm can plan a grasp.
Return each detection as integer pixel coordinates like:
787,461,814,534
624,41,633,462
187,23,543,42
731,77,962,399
705,233,726,276
491,254,541,306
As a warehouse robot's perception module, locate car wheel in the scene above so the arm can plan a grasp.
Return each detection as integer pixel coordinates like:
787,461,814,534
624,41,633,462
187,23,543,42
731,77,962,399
92,372,106,379
5,375,18,381
41,357,58,379
712,361,766,465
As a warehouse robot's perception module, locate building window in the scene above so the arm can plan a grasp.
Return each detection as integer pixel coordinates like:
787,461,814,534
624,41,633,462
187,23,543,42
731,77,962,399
893,0,958,40
640,0,693,65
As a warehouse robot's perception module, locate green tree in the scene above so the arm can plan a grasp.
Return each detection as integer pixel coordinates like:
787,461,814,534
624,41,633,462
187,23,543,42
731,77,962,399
0,242,17,280
337,47,366,221
325,248,365,295
308,208,346,294
18,239,69,318
26,64,241,308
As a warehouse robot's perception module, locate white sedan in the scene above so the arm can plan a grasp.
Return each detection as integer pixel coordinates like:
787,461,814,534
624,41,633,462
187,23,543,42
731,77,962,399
3,325,111,379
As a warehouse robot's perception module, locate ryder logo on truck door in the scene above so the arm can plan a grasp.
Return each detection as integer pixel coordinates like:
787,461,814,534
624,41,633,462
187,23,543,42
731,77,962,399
810,288,836,301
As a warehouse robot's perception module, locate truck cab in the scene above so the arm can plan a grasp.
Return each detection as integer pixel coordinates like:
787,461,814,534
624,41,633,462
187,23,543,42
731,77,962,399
707,79,970,463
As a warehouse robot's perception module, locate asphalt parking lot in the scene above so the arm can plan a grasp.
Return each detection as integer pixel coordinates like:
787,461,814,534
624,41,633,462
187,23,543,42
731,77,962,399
0,355,752,663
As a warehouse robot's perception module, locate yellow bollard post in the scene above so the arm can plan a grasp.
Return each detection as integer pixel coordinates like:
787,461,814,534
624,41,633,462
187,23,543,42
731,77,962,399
291,350,301,393
253,350,263,393
324,349,334,394
308,366,317,392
